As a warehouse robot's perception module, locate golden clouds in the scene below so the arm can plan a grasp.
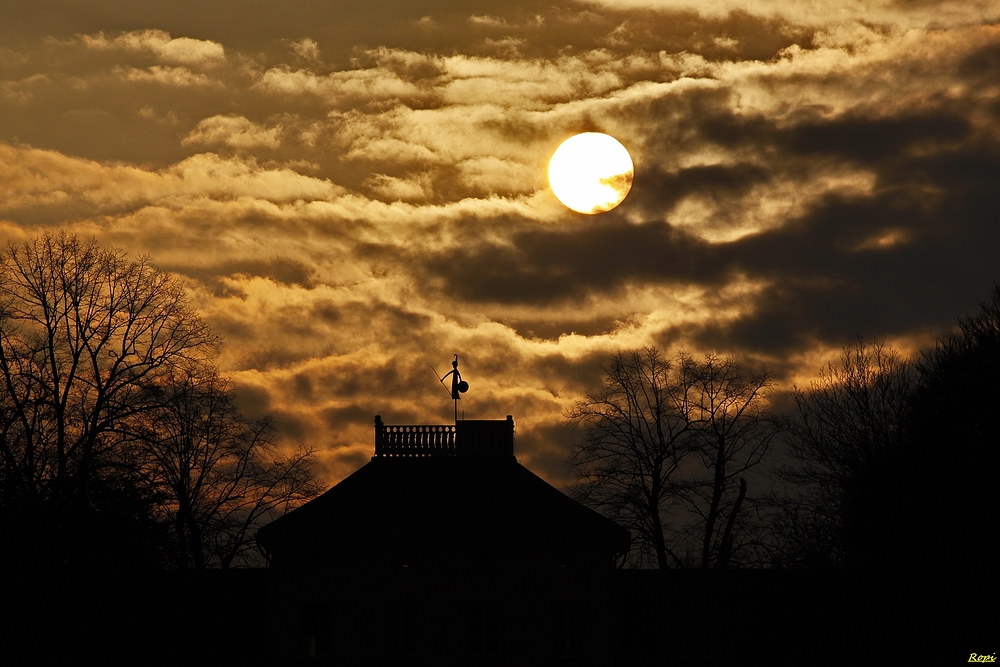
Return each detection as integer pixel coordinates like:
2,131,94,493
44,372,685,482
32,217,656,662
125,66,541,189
183,115,283,149
3,4,1000,488
457,156,538,195
81,30,225,65
254,47,689,112
468,15,512,28
0,73,48,103
115,65,218,87
0,145,343,212
256,65,431,107
720,24,1000,119
290,38,321,63
576,0,1000,30
363,173,435,202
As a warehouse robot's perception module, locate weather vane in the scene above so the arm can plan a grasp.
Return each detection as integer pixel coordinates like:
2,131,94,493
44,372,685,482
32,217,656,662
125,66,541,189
435,354,469,422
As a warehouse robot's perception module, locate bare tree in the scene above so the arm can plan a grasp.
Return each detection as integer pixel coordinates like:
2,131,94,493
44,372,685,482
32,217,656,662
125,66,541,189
136,367,319,568
0,233,217,565
567,348,781,568
687,354,780,568
0,232,318,568
567,348,696,569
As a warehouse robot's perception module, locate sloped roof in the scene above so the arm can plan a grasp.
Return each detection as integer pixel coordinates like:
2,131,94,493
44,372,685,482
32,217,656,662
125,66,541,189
257,455,630,560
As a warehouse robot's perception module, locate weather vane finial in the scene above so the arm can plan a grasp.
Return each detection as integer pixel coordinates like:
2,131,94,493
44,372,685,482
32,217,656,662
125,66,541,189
438,354,469,422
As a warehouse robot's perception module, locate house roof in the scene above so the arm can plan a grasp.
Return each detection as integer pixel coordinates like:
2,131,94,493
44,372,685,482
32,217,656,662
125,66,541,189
256,417,630,563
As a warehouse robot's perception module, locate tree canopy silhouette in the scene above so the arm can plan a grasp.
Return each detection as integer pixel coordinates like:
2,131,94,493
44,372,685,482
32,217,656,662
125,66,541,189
0,233,316,568
776,339,915,568
778,288,1000,569
906,286,1000,568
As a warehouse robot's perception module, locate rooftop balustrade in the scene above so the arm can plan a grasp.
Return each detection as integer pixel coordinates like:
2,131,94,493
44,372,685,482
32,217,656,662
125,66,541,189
373,415,514,460
373,418,456,458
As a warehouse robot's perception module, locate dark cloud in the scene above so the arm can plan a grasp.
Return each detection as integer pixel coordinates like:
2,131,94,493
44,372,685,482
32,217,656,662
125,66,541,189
230,382,273,418
497,313,623,340
320,403,374,431
531,349,612,397
958,38,1000,78
515,420,587,487
174,256,316,290
415,217,725,306
631,162,771,212
784,113,973,164
265,406,312,441
689,145,1000,362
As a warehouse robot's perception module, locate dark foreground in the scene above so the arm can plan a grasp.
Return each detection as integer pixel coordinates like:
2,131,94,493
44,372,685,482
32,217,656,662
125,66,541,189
3,568,991,666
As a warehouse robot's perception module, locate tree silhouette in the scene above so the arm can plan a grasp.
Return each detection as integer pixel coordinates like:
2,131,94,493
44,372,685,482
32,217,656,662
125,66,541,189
906,287,1000,568
0,233,217,566
688,353,781,568
778,293,1000,570
136,367,318,568
0,232,317,568
776,339,915,568
567,348,781,568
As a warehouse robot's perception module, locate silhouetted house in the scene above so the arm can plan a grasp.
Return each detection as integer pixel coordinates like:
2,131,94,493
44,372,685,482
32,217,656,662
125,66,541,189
257,415,629,666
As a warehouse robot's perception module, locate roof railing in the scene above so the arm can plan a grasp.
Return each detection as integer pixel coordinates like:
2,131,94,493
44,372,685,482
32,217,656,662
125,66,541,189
373,415,515,460
374,416,456,458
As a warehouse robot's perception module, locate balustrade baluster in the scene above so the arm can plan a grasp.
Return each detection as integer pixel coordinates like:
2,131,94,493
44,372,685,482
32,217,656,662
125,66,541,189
374,423,464,458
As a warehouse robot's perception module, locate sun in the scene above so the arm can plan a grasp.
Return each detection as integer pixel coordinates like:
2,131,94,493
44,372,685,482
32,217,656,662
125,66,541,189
548,133,634,214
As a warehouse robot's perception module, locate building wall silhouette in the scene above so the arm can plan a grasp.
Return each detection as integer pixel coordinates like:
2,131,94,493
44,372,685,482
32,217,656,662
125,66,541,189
257,415,629,666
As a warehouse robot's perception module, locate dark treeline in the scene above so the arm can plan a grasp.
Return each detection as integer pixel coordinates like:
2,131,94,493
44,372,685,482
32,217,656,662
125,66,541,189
777,288,1000,570
0,233,318,570
568,286,1000,570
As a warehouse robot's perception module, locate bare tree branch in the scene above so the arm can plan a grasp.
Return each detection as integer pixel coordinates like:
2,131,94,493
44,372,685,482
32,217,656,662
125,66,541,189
567,348,782,568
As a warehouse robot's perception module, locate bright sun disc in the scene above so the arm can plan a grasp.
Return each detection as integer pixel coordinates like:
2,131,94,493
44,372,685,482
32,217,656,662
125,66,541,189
548,132,634,214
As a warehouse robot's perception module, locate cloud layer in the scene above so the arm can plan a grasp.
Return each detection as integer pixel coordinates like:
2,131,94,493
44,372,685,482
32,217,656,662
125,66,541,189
2,2,998,486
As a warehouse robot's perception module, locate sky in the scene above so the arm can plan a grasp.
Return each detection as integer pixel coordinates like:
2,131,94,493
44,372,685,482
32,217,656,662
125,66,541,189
2,0,999,488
